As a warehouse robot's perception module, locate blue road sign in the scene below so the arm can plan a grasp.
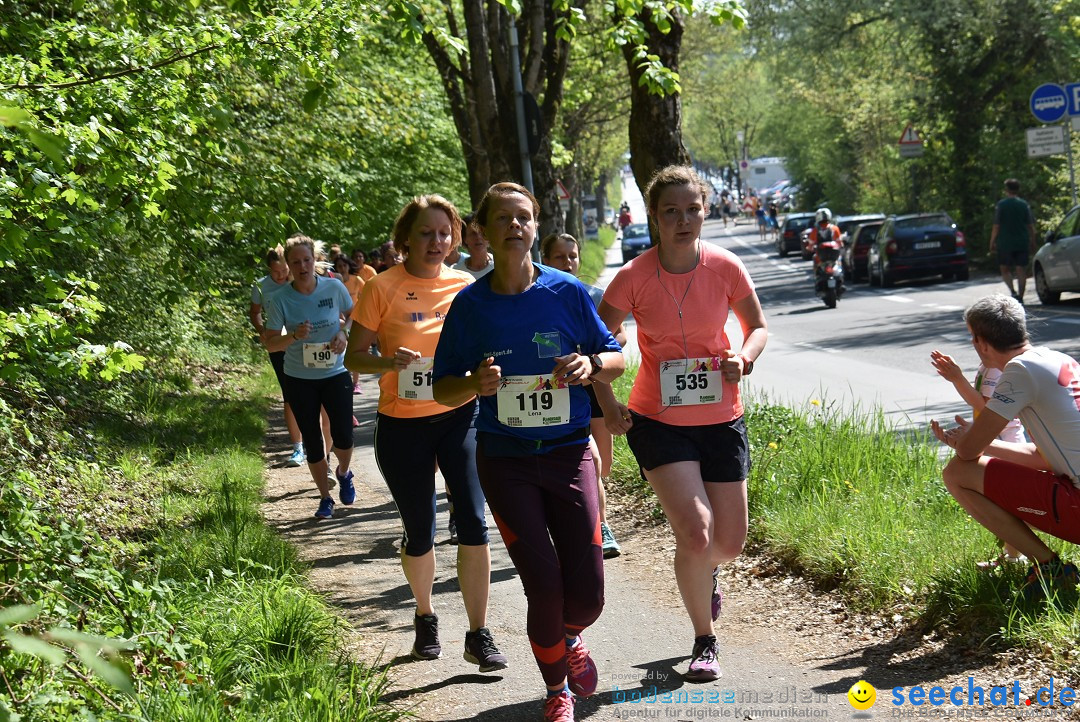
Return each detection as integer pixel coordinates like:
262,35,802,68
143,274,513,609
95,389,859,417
1067,83,1080,117
1031,83,1067,123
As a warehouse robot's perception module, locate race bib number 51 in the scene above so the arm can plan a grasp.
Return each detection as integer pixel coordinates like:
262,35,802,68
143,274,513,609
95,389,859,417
398,357,434,401
303,343,336,369
496,374,571,427
659,357,723,406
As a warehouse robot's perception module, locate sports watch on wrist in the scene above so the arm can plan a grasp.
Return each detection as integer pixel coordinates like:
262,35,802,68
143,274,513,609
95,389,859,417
738,353,754,376
588,353,604,376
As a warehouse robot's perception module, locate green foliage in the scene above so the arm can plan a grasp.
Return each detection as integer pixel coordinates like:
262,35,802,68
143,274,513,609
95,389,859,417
735,0,1079,240
0,1,467,468
0,369,393,720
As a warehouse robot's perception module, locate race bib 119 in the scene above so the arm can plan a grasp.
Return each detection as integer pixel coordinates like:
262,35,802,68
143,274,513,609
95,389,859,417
496,374,571,427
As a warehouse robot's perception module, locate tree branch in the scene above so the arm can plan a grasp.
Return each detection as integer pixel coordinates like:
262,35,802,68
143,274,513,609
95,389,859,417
6,44,223,90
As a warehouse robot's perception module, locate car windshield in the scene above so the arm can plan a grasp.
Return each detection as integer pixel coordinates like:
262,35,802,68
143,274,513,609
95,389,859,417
623,224,649,239
897,215,953,230
786,217,813,229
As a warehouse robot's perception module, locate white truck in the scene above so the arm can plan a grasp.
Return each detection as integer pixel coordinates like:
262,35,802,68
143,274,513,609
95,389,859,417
746,157,789,194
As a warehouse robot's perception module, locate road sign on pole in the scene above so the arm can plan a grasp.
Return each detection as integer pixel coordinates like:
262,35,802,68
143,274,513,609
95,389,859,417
1030,83,1067,123
898,123,924,158
1026,126,1067,157
1067,82,1080,117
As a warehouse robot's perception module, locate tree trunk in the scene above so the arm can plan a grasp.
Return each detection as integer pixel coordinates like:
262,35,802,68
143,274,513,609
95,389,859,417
421,1,574,218
566,162,584,241
595,170,608,229
620,7,691,207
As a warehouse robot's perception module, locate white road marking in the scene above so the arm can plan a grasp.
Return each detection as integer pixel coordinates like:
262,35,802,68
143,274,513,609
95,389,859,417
883,296,914,304
1048,317,1080,325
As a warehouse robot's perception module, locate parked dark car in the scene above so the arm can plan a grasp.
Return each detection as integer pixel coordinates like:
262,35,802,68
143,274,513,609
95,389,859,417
776,212,815,257
1033,203,1080,304
867,213,968,287
621,222,652,263
842,221,885,283
835,214,886,244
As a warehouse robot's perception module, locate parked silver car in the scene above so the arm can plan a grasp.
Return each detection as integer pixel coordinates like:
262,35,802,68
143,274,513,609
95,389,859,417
1033,204,1080,304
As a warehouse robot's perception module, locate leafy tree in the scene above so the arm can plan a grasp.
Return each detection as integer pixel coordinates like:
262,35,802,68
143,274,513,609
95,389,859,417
0,0,467,454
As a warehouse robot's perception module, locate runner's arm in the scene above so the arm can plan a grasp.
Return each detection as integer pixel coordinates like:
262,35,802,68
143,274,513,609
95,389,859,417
731,291,767,369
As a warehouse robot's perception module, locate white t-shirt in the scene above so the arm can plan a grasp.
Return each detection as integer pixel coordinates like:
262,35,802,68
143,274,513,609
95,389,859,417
975,364,1025,443
985,347,1080,484
453,254,494,279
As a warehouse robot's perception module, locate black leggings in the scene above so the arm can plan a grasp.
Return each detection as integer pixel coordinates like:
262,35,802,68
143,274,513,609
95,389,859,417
284,372,354,464
374,401,488,555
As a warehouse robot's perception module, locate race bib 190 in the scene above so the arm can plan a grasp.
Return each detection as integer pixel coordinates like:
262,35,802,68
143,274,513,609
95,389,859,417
496,374,571,427
398,357,434,401
303,342,336,369
658,357,723,406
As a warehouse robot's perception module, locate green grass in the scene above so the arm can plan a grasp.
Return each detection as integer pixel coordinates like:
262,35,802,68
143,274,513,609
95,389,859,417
579,226,616,287
0,368,395,721
607,364,1080,672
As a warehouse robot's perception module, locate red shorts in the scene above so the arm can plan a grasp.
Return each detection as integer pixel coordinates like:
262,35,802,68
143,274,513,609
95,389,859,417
984,458,1080,544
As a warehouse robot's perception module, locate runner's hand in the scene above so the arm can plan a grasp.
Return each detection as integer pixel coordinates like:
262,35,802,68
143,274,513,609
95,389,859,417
553,353,590,385
474,357,501,396
604,402,633,436
293,321,312,341
720,349,742,384
390,346,421,372
329,330,348,354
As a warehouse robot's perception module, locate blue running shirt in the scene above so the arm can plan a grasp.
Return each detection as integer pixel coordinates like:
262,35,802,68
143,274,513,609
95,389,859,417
433,265,621,441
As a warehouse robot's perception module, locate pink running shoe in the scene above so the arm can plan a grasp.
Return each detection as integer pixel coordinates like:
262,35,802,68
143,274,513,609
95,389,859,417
543,690,574,721
566,636,598,697
685,634,721,682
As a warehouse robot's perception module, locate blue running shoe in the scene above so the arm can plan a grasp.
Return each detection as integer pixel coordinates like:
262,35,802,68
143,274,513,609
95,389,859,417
286,446,305,468
336,469,356,505
314,497,334,519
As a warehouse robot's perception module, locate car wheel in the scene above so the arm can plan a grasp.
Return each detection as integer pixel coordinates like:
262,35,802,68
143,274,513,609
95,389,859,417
853,264,863,284
622,253,631,264
955,267,969,282
880,260,894,288
941,271,954,282
778,243,788,258
1035,264,1060,305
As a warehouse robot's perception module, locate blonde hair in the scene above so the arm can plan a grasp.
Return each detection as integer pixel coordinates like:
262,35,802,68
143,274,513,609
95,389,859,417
391,195,463,254
284,234,315,263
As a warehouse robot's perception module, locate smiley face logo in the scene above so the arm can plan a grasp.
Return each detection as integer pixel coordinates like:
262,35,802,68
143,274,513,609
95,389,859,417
847,680,876,711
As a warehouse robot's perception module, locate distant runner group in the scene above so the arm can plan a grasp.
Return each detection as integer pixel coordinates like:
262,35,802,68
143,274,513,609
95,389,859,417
248,165,1080,721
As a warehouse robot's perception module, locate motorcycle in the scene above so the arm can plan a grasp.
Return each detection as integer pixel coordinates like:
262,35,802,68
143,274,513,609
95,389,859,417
813,238,845,309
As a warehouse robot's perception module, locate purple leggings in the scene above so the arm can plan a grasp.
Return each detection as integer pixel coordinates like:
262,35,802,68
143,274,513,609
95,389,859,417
475,438,604,687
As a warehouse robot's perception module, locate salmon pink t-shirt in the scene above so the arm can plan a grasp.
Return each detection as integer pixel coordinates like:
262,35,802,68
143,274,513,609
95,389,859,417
603,243,754,426
353,264,474,418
